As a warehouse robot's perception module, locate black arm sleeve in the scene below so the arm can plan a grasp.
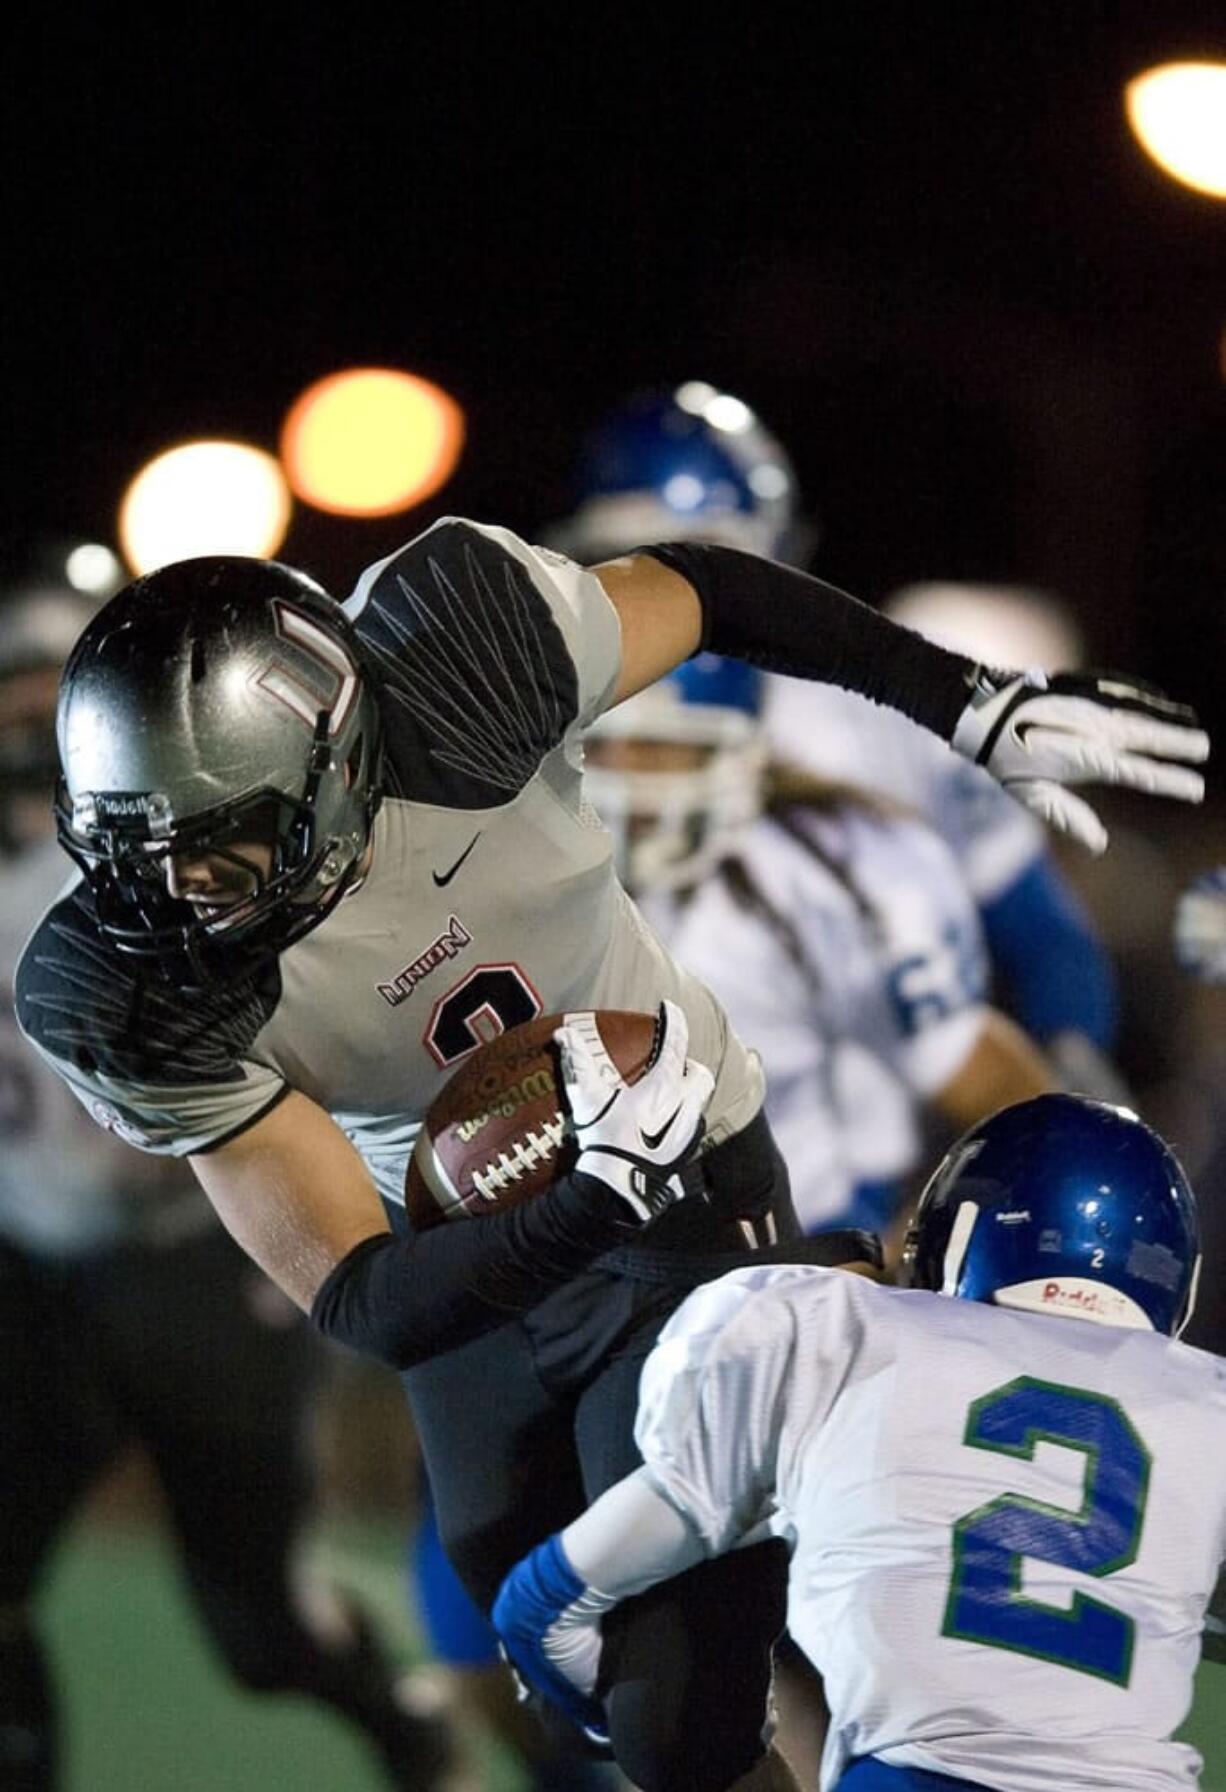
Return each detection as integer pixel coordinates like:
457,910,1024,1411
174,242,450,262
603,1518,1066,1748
641,541,981,741
310,1171,637,1368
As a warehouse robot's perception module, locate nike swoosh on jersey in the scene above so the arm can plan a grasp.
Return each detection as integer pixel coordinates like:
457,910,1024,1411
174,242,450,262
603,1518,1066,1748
433,832,483,887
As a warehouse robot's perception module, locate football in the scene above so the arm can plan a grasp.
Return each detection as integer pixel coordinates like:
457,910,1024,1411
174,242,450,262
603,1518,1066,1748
405,1008,660,1231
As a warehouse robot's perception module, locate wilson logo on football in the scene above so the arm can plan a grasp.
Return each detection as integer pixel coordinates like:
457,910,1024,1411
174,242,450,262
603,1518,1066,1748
456,1070,557,1143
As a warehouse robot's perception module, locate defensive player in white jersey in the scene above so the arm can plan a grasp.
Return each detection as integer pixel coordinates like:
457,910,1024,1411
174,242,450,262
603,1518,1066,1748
15,517,1207,1792
583,656,1055,1240
0,580,457,1791
494,1092,1225,1792
556,385,1124,1099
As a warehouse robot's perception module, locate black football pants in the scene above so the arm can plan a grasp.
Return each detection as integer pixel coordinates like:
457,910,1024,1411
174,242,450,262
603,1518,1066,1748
401,1110,858,1792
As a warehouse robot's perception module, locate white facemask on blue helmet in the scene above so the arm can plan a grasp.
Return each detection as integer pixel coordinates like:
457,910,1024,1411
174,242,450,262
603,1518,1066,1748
584,655,765,897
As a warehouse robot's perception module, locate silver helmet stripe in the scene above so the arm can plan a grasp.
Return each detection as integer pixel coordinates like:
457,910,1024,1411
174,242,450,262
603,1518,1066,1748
251,603,359,737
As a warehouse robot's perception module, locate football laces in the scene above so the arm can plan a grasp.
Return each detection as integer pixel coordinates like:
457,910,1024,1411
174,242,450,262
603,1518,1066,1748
472,1112,568,1201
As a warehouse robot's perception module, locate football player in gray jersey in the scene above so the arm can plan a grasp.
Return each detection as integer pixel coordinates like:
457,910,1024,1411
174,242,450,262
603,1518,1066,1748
16,517,1209,1792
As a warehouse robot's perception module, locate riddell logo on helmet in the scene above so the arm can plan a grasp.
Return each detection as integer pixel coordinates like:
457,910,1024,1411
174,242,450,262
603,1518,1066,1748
93,793,156,818
1043,1280,1107,1312
1037,1279,1137,1324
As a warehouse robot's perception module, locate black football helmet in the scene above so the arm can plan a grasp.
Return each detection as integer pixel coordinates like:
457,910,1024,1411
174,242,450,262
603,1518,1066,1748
56,555,384,985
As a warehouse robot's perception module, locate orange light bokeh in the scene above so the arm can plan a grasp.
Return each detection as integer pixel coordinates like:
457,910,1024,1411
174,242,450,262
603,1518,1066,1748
280,368,465,517
1125,62,1226,200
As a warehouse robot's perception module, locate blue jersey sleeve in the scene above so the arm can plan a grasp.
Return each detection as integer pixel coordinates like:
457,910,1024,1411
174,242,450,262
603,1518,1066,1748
979,853,1118,1049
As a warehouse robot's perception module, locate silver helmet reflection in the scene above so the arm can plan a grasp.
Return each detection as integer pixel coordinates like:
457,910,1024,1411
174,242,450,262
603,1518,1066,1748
56,555,383,984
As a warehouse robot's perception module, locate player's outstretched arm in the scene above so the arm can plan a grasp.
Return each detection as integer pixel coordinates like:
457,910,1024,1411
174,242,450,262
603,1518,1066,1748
932,1007,1057,1133
951,670,1208,854
593,545,1208,851
492,1465,705,1747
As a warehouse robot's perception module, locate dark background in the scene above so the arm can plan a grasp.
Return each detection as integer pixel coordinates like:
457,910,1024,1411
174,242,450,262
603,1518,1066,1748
4,4,1223,721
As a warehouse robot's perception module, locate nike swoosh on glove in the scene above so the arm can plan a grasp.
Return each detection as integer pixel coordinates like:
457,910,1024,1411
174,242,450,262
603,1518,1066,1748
555,999,715,1223
951,669,1209,854
1174,868,1226,985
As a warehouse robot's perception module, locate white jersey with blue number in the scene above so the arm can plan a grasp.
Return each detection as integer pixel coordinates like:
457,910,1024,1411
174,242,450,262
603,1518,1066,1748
647,805,988,1230
764,676,1044,905
636,1264,1226,1792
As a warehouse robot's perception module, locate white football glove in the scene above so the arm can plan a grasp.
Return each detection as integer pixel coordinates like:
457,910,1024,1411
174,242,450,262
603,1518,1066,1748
951,669,1209,854
555,1000,715,1222
1174,869,1226,985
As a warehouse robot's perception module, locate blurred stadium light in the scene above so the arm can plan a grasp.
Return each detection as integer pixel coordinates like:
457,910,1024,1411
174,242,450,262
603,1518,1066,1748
63,541,125,597
279,367,465,517
1125,62,1226,199
119,441,292,574
884,581,1085,670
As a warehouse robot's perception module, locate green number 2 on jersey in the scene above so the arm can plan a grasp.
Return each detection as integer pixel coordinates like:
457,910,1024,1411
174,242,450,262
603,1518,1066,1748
943,1375,1151,1685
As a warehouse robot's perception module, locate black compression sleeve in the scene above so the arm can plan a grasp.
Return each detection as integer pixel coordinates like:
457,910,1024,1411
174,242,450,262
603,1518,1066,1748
310,1171,636,1368
642,541,981,741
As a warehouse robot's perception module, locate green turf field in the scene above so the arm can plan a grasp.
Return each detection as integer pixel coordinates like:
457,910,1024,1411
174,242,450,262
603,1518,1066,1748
36,1514,1226,1791
38,1516,526,1791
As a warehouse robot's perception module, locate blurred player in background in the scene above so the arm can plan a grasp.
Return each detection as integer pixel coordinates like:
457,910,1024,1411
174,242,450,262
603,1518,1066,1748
552,383,1126,1117
495,1093,1225,1792
0,576,458,1792
581,654,1056,1250
1173,868,1226,1361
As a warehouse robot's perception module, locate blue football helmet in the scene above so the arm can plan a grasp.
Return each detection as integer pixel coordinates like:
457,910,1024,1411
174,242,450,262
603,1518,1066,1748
549,383,799,563
584,653,765,896
904,1094,1200,1337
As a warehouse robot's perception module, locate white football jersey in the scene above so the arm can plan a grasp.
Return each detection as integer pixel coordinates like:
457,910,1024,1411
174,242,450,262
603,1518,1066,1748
645,805,988,1230
764,676,1044,905
636,1264,1226,1792
16,520,763,1210
638,1268,1218,1792
0,835,207,1255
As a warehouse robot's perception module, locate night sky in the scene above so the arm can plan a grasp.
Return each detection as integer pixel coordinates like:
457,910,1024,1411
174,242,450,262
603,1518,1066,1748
5,5,1223,724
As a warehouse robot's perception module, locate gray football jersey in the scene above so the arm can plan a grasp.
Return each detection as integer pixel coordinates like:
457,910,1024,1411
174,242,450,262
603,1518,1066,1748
16,520,763,1211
